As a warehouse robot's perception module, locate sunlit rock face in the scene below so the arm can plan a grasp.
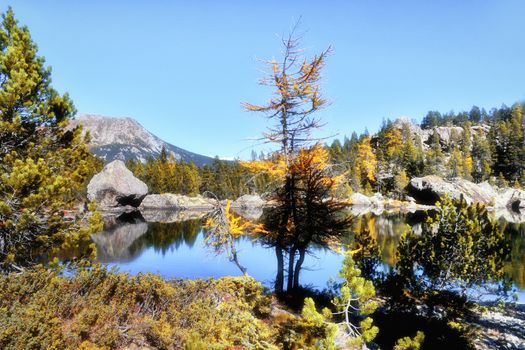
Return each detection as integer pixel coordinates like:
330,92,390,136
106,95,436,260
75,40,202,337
140,209,208,223
69,114,214,166
139,194,214,210
87,160,148,208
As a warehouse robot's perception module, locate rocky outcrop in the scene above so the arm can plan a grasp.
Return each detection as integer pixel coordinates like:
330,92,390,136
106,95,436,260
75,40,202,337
408,175,525,212
350,193,372,207
408,176,494,205
87,160,148,208
232,194,266,209
495,188,525,211
349,192,433,216
140,209,208,223
139,194,214,210
229,194,266,221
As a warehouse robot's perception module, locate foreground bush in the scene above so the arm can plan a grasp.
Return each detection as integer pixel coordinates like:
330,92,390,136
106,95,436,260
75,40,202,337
0,266,280,349
0,265,343,350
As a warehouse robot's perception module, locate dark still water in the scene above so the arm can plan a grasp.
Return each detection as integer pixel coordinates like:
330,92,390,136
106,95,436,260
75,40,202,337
91,210,525,303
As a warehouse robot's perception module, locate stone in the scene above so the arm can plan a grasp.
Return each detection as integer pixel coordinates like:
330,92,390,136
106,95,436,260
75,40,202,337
139,193,214,210
140,209,208,223
407,175,494,205
231,194,266,209
408,176,525,216
350,193,372,206
87,160,148,208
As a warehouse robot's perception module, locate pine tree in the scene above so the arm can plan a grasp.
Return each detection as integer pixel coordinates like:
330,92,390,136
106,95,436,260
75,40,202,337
425,130,444,176
333,253,379,348
471,132,492,182
355,136,377,191
394,196,510,311
0,9,101,270
461,122,473,180
394,169,409,199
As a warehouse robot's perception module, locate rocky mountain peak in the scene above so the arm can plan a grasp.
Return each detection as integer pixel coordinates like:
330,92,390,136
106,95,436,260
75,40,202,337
69,113,214,166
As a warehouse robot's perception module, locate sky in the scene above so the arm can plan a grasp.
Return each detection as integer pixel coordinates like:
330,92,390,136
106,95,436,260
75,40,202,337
5,1,525,159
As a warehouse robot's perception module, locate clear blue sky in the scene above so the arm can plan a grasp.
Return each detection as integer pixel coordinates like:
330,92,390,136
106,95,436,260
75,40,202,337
6,1,525,159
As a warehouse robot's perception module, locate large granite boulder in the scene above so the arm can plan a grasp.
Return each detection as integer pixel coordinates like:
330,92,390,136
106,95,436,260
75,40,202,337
350,193,372,207
231,194,266,209
494,188,525,210
87,160,148,208
408,176,525,211
139,193,214,210
407,176,494,205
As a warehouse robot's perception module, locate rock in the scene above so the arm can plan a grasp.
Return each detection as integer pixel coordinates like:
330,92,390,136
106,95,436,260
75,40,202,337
494,187,525,210
139,193,214,210
232,194,266,209
350,193,372,206
407,175,494,205
408,176,525,222
370,193,384,209
87,160,148,208
140,209,208,223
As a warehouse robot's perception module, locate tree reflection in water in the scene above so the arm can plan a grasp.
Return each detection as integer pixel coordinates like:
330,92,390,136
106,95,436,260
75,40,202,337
88,208,525,302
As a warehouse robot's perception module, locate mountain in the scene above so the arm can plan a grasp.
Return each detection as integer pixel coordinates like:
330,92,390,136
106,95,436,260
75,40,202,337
69,114,215,166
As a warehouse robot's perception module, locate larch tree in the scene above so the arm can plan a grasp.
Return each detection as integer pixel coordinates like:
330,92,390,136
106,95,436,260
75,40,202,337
0,8,101,271
242,24,350,293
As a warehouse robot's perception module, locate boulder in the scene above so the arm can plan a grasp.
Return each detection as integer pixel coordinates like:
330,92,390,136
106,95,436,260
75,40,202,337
87,160,148,208
407,176,494,205
140,209,208,223
408,176,525,213
350,193,372,207
139,193,214,210
494,188,525,210
231,194,266,209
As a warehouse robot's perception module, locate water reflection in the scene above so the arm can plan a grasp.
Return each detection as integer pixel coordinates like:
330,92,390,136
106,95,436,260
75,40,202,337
90,210,525,302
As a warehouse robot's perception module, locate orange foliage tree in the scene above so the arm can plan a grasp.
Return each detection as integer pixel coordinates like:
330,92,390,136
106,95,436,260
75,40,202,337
242,27,350,293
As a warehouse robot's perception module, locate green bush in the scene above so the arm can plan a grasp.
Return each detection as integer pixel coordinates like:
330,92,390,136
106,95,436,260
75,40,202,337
0,266,281,349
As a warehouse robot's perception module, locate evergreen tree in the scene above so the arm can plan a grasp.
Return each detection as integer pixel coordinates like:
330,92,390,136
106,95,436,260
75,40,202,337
394,196,510,312
333,253,379,348
471,132,492,182
355,136,377,193
424,130,444,176
0,9,101,270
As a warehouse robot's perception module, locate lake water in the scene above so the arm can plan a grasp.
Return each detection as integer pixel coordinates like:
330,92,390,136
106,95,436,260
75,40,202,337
91,210,525,303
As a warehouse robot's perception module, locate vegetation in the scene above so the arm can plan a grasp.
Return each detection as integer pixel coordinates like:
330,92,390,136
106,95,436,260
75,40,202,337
241,26,352,296
328,103,525,195
127,101,525,202
0,265,274,349
332,253,379,348
390,195,510,311
0,7,522,350
127,147,201,196
0,8,101,271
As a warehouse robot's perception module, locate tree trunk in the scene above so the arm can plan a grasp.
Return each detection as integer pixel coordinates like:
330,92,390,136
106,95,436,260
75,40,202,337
293,247,306,289
287,247,296,291
274,246,284,293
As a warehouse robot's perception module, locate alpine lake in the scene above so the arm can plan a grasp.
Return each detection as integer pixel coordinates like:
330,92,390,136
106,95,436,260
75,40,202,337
87,207,525,304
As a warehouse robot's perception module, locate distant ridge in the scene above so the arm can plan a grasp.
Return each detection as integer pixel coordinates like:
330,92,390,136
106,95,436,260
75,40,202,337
70,114,215,166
